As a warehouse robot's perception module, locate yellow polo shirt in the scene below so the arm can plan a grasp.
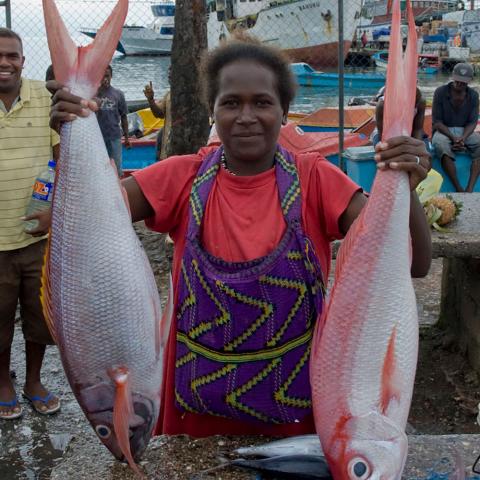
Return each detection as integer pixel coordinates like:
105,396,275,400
0,78,60,251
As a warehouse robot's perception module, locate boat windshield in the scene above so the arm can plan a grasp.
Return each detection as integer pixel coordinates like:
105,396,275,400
151,4,175,17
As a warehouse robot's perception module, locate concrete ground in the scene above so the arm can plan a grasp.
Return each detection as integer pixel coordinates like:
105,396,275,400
0,227,444,479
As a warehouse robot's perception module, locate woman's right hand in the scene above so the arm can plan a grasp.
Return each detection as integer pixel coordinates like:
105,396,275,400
47,80,98,133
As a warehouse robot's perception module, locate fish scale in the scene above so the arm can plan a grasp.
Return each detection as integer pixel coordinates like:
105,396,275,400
310,0,419,478
42,0,169,474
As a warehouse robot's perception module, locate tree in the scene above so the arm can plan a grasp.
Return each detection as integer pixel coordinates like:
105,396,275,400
167,0,210,156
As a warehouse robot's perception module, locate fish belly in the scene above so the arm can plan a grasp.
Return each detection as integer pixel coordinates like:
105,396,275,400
312,174,418,445
49,113,162,395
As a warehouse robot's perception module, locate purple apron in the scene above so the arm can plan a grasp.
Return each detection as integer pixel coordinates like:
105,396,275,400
175,146,325,424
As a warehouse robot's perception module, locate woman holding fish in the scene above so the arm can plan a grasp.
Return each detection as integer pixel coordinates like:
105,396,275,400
48,36,431,440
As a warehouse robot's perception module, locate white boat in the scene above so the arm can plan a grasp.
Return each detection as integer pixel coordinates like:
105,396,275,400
80,1,174,55
81,0,363,65
207,0,364,67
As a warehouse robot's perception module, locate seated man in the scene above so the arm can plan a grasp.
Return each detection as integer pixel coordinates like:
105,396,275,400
432,62,480,192
372,86,429,151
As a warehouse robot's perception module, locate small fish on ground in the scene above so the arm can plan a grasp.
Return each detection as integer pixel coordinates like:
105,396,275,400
235,435,323,458
232,454,332,479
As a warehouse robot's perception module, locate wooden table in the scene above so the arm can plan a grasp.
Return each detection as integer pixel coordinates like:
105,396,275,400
432,193,480,371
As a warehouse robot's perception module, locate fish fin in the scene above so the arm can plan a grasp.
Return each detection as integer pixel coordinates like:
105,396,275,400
40,236,57,343
312,210,367,357
156,273,174,358
42,0,128,93
108,366,145,478
380,327,402,416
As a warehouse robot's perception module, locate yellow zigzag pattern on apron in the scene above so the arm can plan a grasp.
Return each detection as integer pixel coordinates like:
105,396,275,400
189,164,219,226
274,344,312,409
225,359,281,423
260,275,308,347
216,281,274,352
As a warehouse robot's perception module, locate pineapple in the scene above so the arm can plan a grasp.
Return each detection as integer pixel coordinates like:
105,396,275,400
424,195,462,231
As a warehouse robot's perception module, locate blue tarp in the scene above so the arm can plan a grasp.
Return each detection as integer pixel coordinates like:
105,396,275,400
372,27,390,40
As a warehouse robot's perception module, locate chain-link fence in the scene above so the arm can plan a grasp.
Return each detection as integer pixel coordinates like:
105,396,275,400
1,1,479,121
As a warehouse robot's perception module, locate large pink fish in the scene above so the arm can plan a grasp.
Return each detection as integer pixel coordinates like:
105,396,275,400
310,1,419,478
41,0,170,475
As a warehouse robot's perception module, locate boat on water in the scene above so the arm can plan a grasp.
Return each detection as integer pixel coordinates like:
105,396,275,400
372,50,440,74
206,0,363,67
81,0,364,67
81,1,174,55
291,62,386,89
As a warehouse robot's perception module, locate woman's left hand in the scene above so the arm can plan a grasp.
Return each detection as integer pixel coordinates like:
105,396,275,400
375,136,430,191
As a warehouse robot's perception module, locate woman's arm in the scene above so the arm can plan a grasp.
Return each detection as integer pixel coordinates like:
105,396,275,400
339,136,432,278
121,176,155,222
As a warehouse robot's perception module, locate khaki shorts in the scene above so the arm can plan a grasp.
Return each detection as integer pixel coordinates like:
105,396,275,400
0,240,54,353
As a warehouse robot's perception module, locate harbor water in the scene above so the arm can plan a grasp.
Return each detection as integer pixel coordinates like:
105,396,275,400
0,0,470,113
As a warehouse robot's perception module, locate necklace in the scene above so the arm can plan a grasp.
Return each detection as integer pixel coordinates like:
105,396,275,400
221,152,237,176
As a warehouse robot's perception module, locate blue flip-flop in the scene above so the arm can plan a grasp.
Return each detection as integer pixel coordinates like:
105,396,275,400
0,396,23,420
22,391,61,415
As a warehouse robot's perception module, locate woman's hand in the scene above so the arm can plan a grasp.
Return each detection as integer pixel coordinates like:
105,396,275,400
374,136,430,191
47,80,98,133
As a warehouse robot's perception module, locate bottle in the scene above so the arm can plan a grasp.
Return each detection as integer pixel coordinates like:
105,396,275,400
24,160,56,231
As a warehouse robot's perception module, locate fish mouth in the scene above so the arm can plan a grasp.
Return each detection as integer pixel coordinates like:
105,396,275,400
79,383,156,462
128,394,156,461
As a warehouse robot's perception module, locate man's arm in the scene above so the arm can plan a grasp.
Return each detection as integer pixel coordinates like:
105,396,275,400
432,87,455,140
461,90,479,142
119,92,130,147
148,97,166,119
412,98,426,140
375,100,384,139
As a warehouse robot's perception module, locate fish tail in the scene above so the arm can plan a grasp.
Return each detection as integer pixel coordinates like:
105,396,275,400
42,0,128,94
382,0,417,140
108,366,145,478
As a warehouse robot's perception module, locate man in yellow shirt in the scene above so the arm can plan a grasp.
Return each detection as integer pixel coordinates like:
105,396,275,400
0,28,60,419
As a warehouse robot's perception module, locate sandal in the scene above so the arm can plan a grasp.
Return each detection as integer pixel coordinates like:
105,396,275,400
0,396,23,420
22,391,61,415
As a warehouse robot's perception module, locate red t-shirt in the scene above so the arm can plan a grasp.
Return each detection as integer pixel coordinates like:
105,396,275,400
132,148,360,437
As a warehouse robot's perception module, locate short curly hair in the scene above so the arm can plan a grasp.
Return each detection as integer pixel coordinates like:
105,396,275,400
201,34,297,114
0,28,23,52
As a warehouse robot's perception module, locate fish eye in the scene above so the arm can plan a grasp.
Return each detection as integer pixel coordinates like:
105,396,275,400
348,457,371,479
95,425,111,439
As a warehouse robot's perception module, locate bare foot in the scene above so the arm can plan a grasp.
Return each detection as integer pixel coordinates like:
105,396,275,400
23,381,60,414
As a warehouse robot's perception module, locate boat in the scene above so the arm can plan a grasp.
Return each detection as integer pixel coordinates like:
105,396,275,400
291,63,386,89
207,0,363,68
80,1,174,55
372,50,439,74
83,0,364,66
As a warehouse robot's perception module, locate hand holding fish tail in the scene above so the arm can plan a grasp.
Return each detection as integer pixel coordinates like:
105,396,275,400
375,136,430,191
47,80,97,133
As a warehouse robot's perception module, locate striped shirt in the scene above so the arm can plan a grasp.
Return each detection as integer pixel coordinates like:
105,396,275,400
0,78,60,251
